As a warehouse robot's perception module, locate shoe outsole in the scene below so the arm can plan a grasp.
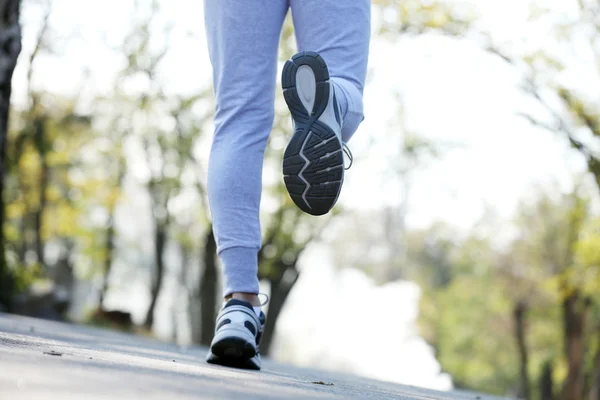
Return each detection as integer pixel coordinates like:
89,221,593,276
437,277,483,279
211,336,256,359
206,351,261,370
282,51,344,216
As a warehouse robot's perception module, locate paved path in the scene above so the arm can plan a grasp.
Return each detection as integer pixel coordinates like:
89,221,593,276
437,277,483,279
0,313,510,400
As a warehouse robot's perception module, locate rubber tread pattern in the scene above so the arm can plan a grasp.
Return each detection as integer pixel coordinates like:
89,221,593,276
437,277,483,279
211,336,256,359
282,51,344,216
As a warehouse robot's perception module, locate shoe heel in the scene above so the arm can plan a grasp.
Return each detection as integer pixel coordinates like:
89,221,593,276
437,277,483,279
210,326,257,359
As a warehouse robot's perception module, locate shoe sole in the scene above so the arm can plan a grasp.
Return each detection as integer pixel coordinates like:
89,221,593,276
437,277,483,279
206,351,261,371
282,51,344,216
211,336,256,359
210,323,257,359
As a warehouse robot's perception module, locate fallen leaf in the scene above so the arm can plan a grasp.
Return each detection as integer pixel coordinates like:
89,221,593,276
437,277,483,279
311,381,334,386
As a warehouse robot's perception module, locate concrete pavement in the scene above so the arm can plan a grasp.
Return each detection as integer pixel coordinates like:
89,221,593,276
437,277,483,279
0,313,510,400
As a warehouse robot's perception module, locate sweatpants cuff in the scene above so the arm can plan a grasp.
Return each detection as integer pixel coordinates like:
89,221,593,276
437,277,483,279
220,246,260,297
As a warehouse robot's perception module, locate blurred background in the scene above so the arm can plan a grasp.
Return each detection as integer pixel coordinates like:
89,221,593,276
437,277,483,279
0,0,599,399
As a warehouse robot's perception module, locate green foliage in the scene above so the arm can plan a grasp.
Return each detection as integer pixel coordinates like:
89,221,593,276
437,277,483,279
12,263,45,291
435,273,516,393
5,98,104,276
417,226,519,395
372,0,476,37
416,186,600,398
572,220,600,296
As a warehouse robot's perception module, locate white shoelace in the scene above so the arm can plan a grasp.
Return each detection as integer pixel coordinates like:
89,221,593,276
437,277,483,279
343,142,353,170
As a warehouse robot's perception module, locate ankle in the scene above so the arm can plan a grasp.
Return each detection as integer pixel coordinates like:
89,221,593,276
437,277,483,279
227,292,260,307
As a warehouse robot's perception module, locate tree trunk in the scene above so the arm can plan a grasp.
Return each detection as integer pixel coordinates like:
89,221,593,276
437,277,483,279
539,360,554,400
17,216,25,263
33,117,47,267
98,164,124,308
589,334,600,400
199,225,217,345
98,211,115,308
144,222,167,330
261,264,299,356
0,0,22,311
172,237,191,343
514,300,530,400
561,291,588,400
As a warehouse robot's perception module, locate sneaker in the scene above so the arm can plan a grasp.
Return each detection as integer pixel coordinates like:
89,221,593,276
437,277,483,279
282,51,353,216
206,299,265,370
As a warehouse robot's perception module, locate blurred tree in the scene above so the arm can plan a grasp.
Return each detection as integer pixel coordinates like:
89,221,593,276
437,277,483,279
511,189,590,400
172,98,214,345
514,300,531,400
0,0,22,311
417,225,520,396
372,0,474,37
118,5,173,330
171,95,214,345
570,214,600,400
417,186,600,399
25,7,49,270
540,360,554,400
121,15,181,330
199,224,216,345
95,119,126,310
257,200,333,356
110,1,214,332
384,95,441,282
11,3,53,273
479,2,600,397
4,1,108,317
8,96,99,316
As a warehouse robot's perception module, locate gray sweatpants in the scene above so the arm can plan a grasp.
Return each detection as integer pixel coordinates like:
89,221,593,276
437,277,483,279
203,0,370,297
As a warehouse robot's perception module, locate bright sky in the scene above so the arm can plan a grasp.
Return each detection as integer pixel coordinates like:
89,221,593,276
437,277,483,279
14,0,595,389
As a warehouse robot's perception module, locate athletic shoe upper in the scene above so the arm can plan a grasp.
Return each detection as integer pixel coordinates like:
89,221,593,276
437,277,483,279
206,299,265,370
327,84,354,169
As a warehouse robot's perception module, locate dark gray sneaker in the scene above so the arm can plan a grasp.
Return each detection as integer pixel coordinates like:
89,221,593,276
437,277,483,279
282,51,352,216
206,299,265,370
